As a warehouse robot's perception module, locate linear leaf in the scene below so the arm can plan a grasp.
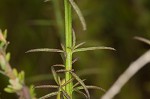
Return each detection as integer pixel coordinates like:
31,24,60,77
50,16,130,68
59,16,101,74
72,29,76,47
53,64,65,67
61,88,71,99
74,89,88,99
75,85,106,92
73,79,86,88
39,91,59,99
70,71,90,99
26,48,64,53
58,76,61,86
51,66,59,85
61,43,65,51
68,0,86,30
74,42,86,49
60,53,66,63
56,90,61,99
134,36,150,45
61,78,74,87
35,85,59,89
72,57,79,64
73,47,116,53
56,69,74,73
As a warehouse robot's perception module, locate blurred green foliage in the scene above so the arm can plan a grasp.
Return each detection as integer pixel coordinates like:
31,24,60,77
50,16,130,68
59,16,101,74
0,0,150,99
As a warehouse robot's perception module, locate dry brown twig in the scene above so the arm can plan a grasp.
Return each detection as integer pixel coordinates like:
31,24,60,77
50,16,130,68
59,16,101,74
101,37,150,99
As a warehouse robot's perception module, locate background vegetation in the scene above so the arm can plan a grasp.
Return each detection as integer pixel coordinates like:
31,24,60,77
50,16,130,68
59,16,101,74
0,0,150,99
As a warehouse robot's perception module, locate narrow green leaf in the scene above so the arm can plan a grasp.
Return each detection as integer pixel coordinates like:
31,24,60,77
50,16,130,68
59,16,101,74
73,79,86,88
74,42,86,49
74,89,88,99
51,66,59,85
4,87,14,93
29,85,36,99
0,41,5,48
61,78,74,87
3,42,9,51
3,29,7,39
70,71,90,99
53,64,65,67
75,85,106,92
18,71,25,83
73,47,116,53
58,76,61,86
0,29,6,43
134,36,150,45
39,91,59,99
60,45,66,63
56,69,74,73
35,85,59,89
6,52,11,62
60,53,66,63
26,48,64,53
56,90,61,99
61,43,65,51
72,57,79,64
0,55,6,70
72,29,76,47
68,0,86,30
13,68,18,77
61,88,71,99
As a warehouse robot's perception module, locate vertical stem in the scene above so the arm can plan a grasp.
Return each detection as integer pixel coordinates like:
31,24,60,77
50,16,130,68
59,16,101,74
64,0,73,98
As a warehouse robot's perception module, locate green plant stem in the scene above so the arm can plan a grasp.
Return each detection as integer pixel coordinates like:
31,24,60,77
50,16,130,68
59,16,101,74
64,0,73,98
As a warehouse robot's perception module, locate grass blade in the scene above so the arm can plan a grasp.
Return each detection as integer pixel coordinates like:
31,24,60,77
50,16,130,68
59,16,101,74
134,36,150,45
26,48,64,53
39,91,59,99
68,0,86,30
73,47,115,53
74,42,86,49
35,85,59,89
75,85,106,92
70,71,90,99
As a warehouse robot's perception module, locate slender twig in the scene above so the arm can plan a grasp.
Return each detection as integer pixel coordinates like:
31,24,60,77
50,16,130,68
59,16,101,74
68,0,86,30
101,49,150,99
